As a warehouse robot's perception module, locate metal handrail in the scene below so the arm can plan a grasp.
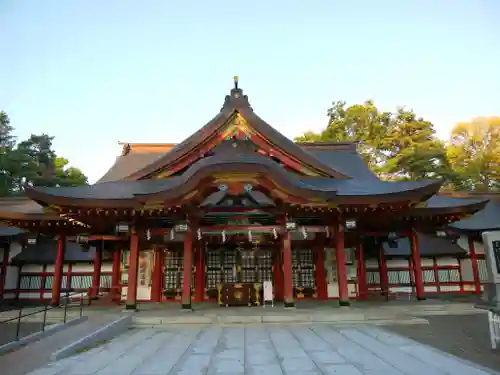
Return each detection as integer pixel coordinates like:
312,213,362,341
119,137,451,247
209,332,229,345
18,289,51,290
0,291,90,342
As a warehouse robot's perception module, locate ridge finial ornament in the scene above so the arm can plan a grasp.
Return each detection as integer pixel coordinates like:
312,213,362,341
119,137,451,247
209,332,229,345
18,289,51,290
233,75,239,89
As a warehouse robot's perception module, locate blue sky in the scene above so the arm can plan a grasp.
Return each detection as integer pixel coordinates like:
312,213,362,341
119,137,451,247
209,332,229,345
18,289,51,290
1,1,499,183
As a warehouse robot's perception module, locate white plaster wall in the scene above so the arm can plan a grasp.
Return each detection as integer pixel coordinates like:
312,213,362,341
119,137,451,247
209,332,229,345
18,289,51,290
71,264,94,272
4,242,22,291
460,258,474,282
386,259,409,268
436,257,458,266
457,235,484,255
21,265,43,272
4,266,19,290
365,258,379,268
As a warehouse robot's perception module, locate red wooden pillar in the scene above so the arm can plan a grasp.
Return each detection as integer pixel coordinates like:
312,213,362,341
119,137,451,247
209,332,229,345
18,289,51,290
125,229,140,310
111,246,121,302
334,224,350,306
468,236,481,294
90,242,102,298
356,242,367,299
51,234,66,306
314,233,327,300
379,243,389,299
182,229,193,309
410,231,425,300
151,246,163,302
0,244,9,299
282,231,294,308
195,242,205,302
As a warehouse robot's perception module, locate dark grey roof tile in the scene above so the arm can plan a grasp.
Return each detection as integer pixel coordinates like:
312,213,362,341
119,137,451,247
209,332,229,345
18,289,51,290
11,239,104,264
96,152,165,183
383,232,465,256
0,226,26,237
449,201,500,232
305,149,379,180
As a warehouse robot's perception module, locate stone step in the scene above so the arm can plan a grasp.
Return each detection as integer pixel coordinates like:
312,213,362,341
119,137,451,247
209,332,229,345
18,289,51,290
132,314,428,326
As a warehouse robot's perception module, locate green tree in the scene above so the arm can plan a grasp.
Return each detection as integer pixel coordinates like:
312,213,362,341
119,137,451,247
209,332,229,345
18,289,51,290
446,117,500,191
0,111,89,196
0,111,17,195
382,107,451,180
295,100,392,172
16,134,88,188
55,157,88,186
296,101,450,181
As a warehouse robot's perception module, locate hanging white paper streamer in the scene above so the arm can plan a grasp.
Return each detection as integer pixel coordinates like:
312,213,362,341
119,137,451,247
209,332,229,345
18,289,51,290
300,226,307,239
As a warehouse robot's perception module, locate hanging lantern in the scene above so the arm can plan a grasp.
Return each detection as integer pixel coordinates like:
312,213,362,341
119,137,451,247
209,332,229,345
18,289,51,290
285,221,297,231
26,234,38,245
325,226,330,238
345,219,356,230
115,223,130,234
221,230,227,243
146,229,151,241
248,229,253,243
197,228,202,240
272,227,278,239
174,223,188,232
170,229,175,241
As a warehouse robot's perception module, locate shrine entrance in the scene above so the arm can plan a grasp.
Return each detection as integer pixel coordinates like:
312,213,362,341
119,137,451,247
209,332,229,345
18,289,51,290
205,243,274,303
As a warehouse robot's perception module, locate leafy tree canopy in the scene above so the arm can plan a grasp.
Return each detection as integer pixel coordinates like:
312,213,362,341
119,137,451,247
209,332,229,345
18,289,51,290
446,116,500,191
0,111,88,196
295,100,450,180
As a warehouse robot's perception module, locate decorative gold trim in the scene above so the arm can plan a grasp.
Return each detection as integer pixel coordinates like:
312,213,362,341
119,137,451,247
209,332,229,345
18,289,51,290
143,200,165,210
220,114,256,139
217,284,223,305
213,173,259,182
254,283,261,306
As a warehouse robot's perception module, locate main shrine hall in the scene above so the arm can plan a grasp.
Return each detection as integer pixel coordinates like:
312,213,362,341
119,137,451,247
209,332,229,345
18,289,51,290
0,79,489,310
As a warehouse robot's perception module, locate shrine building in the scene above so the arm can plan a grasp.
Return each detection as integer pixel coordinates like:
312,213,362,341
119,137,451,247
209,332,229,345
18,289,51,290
0,79,494,310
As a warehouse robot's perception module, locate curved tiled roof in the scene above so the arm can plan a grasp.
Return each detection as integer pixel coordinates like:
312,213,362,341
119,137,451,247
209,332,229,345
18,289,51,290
26,145,444,207
449,201,500,232
0,226,26,237
11,239,102,264
126,87,348,180
382,232,466,257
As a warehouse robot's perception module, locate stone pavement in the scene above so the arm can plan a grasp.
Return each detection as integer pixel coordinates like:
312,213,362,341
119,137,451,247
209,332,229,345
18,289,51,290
0,314,121,375
25,325,499,375
385,313,500,372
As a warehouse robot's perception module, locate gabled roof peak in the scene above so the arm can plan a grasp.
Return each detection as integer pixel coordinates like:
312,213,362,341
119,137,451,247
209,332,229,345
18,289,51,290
221,76,252,111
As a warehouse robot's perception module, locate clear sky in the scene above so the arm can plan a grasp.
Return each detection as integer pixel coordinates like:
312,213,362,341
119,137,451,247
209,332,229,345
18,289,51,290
1,1,499,183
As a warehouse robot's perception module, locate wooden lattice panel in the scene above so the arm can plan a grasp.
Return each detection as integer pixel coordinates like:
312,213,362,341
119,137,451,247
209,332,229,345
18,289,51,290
292,248,316,298
163,249,194,300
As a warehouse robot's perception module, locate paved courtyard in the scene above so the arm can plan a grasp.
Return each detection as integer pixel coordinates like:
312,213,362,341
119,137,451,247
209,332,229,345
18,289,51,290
26,325,498,375
386,313,500,373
